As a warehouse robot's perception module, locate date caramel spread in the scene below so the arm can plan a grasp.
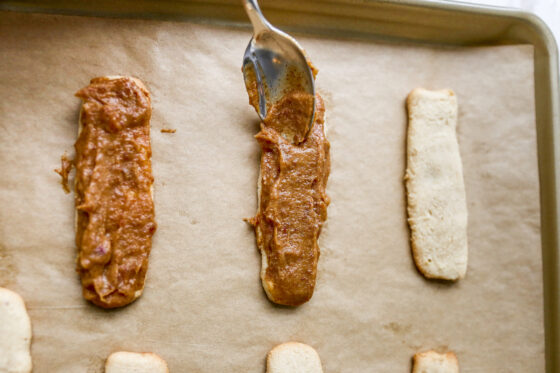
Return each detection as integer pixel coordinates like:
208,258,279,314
55,153,73,194
74,77,156,308
248,85,330,306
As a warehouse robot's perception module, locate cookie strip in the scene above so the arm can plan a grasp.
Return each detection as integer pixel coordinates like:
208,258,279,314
405,88,468,280
105,351,168,373
413,350,460,373
267,342,323,373
74,76,157,308
0,287,32,373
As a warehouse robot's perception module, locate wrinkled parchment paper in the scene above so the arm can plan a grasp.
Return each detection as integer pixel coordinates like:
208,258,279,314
0,11,543,372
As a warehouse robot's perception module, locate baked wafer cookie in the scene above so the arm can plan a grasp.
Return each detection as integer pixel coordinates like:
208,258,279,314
74,76,157,308
267,342,323,373
245,66,330,306
405,88,468,280
0,287,32,373
413,350,460,373
105,351,168,373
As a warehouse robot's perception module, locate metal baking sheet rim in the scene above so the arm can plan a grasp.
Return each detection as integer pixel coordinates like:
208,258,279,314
1,0,559,372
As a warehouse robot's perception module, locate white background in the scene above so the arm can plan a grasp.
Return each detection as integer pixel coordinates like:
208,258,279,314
458,0,560,52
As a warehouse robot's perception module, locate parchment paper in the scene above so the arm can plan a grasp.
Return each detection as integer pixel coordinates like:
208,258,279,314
0,11,544,372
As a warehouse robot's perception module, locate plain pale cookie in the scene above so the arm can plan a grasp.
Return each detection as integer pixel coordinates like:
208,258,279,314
405,88,468,280
0,287,32,373
413,350,460,373
105,351,168,373
267,342,323,373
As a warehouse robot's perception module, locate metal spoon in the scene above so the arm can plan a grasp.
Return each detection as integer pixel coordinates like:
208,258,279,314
241,0,316,142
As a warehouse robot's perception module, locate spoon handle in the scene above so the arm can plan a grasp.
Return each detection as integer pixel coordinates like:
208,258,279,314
242,0,271,34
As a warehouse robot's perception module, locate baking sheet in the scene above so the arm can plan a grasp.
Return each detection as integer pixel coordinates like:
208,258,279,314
0,11,544,372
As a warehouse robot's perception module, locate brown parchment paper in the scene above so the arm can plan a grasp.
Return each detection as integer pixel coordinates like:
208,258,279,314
0,11,544,372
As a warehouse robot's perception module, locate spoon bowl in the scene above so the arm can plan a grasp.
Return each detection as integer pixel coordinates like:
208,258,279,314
242,0,316,142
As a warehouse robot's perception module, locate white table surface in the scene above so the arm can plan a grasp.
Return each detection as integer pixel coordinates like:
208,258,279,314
456,0,560,52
